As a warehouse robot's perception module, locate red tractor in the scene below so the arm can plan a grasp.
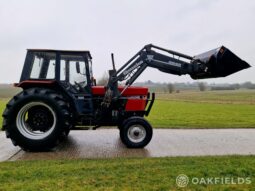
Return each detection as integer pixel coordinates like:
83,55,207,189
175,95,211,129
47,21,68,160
2,44,250,151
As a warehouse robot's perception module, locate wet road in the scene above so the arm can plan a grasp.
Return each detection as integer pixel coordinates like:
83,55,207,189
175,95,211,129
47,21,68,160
0,132,20,161
1,129,255,161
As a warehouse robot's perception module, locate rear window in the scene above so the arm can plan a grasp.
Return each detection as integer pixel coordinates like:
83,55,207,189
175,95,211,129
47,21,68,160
30,52,56,79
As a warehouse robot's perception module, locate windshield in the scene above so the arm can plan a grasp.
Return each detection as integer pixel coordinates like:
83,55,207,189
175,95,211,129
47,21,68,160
60,55,87,87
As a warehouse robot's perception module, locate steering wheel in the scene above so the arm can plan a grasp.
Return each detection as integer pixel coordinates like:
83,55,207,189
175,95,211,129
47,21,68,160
74,81,84,92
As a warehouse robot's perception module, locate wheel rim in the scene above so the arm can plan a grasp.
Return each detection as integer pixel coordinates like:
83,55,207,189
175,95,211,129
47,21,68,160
127,124,146,143
16,102,56,140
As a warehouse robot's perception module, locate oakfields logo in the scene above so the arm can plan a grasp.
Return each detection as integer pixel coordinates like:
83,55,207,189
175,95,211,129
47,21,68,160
176,174,251,187
176,174,189,187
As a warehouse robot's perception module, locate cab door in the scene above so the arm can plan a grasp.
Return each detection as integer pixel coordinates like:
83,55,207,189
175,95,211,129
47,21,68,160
59,52,93,115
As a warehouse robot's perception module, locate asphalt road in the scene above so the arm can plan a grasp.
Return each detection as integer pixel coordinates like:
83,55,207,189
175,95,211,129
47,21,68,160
0,129,255,161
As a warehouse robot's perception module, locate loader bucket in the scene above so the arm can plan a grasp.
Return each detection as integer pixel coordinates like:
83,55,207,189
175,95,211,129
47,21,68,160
191,46,250,79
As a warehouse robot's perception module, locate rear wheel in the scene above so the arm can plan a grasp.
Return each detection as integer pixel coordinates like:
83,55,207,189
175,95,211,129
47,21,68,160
17,102,57,140
2,88,72,151
119,116,153,148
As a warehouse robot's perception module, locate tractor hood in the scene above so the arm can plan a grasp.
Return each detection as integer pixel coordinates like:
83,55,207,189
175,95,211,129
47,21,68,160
92,86,148,96
191,46,251,79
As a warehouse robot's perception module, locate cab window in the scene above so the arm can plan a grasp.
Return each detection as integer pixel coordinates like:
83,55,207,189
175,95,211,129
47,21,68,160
30,52,56,79
60,55,87,86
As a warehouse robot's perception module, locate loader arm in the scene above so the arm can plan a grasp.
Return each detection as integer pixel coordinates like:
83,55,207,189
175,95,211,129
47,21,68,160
103,44,250,106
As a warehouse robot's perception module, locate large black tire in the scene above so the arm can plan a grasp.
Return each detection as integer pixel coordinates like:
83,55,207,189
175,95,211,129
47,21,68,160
119,116,153,148
2,88,72,151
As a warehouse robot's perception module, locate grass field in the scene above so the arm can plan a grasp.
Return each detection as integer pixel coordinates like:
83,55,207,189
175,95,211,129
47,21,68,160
0,156,254,191
146,90,255,128
0,85,21,98
148,100,255,128
1,89,255,129
156,90,255,105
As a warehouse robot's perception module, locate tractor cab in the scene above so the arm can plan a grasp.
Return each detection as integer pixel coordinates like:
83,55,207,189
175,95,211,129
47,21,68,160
18,49,93,94
15,49,96,115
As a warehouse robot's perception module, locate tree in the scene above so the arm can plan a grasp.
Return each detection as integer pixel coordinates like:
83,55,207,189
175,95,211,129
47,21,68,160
231,83,240,90
198,82,206,91
167,83,175,93
163,87,167,93
97,72,109,86
241,81,255,89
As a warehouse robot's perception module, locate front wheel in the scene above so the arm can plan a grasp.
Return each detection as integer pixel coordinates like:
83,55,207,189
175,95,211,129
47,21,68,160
119,117,153,148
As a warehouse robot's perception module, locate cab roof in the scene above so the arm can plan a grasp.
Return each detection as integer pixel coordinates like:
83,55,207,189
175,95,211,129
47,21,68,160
27,49,92,59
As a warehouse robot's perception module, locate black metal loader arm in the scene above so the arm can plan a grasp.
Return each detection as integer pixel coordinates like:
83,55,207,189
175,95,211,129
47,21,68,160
102,44,250,106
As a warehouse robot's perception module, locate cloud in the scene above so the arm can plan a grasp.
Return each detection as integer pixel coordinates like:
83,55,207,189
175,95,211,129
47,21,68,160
0,0,254,83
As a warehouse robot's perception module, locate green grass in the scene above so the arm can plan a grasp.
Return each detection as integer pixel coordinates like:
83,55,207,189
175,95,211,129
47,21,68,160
0,156,254,191
0,100,6,126
147,100,255,128
146,90,255,128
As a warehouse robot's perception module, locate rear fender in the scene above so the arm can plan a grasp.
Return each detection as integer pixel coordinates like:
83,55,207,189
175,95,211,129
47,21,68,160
14,80,57,89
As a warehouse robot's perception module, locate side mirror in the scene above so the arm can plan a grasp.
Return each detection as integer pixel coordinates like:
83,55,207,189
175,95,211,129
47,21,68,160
76,62,80,74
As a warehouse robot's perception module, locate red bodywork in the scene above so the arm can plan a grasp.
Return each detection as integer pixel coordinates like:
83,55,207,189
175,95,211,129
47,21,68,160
92,86,148,111
91,86,148,96
15,81,149,112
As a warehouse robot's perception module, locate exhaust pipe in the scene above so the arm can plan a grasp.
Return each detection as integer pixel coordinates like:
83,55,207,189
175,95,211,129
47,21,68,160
191,46,251,79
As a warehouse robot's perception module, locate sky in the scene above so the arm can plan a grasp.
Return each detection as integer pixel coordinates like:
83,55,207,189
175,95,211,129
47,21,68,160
0,0,254,84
